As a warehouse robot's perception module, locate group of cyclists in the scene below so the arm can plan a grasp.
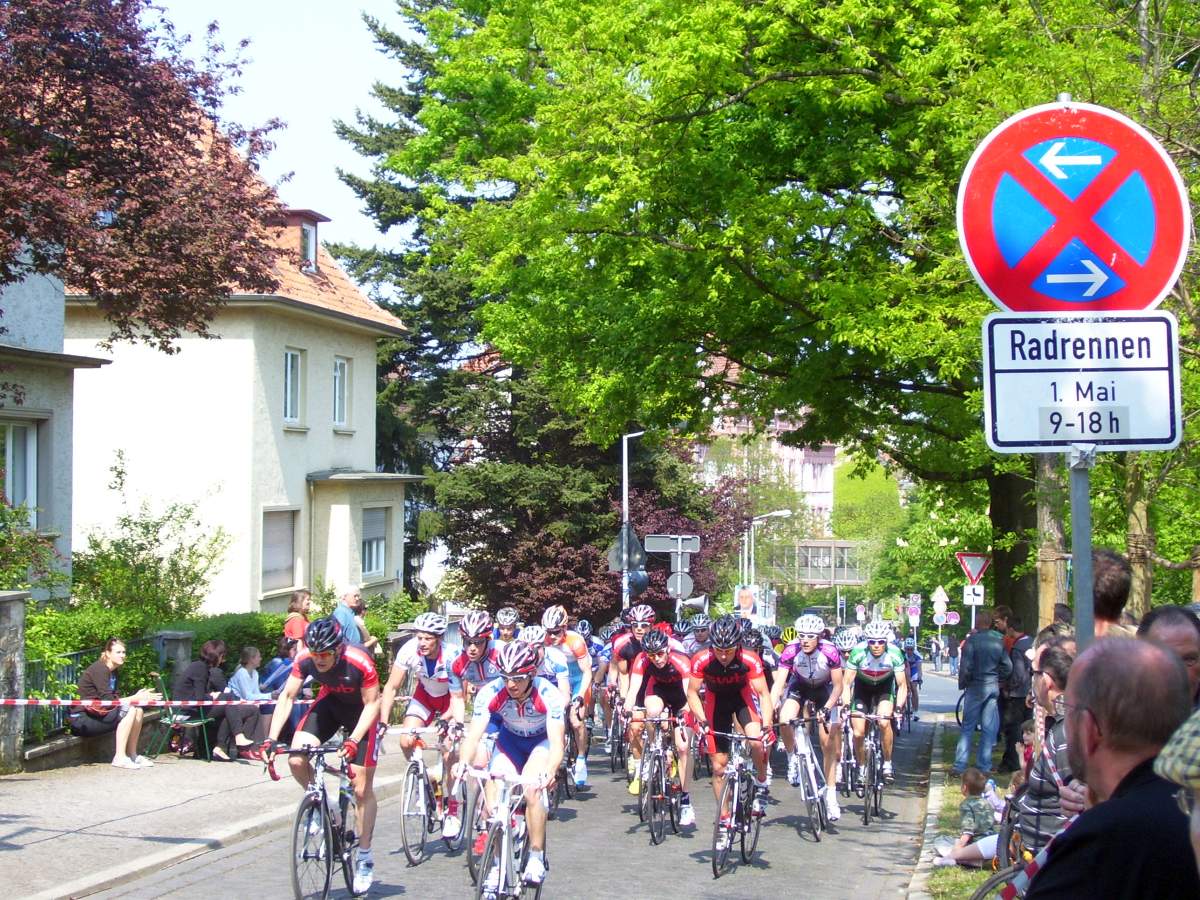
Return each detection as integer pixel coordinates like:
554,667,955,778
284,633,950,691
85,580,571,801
258,601,922,896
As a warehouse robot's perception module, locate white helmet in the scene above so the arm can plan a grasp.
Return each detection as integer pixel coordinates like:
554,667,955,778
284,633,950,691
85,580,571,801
628,604,656,625
794,614,826,636
541,605,569,629
519,624,547,645
863,620,891,641
413,612,448,635
460,610,493,639
832,627,857,652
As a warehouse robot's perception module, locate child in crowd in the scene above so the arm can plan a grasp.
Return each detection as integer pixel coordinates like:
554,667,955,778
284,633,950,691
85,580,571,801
935,767,999,867
1019,719,1036,780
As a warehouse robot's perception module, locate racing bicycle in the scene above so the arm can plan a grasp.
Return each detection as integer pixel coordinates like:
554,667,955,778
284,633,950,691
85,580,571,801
707,731,766,878
467,767,549,900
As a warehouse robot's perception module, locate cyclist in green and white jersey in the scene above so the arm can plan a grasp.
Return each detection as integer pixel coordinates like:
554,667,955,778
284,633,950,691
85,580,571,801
841,619,908,784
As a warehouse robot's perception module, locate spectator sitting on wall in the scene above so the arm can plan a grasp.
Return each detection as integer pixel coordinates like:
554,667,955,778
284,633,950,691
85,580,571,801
69,638,161,769
1138,605,1200,709
1025,638,1199,899
174,639,261,762
1092,549,1134,638
283,589,311,652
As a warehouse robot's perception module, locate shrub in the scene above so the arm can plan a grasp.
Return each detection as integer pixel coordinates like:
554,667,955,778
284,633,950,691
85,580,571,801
159,612,287,681
0,501,68,594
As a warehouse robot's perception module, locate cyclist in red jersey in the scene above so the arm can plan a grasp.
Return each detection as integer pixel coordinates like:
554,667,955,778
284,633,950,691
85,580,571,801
686,616,775,822
262,617,381,894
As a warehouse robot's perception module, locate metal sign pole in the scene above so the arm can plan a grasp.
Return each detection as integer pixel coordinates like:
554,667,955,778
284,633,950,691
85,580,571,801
1069,443,1097,649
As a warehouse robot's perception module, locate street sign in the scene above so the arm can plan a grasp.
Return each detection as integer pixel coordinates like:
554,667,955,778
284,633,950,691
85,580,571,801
932,597,948,615
933,612,948,626
963,584,986,606
855,604,866,623
983,313,1181,453
947,611,961,625
931,586,950,606
906,605,921,617
645,534,700,554
907,613,920,628
955,552,992,585
958,102,1190,314
607,523,646,572
908,593,922,605
667,571,694,600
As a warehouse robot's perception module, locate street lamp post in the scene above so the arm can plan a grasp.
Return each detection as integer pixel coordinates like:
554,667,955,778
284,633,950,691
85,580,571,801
621,430,645,610
747,509,792,623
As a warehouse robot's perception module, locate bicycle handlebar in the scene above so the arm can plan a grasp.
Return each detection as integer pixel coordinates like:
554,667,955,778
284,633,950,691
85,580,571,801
264,742,356,783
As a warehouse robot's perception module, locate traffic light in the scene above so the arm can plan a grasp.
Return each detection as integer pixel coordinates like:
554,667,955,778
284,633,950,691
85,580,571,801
629,567,649,596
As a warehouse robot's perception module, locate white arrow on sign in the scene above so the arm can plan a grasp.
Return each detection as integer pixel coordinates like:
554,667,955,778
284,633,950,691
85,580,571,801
1039,140,1103,180
1045,258,1108,297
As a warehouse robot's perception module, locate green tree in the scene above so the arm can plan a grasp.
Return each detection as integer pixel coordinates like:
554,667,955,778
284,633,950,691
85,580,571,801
832,460,904,543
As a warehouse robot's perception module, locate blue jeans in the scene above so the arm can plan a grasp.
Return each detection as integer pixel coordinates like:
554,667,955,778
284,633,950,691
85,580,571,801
954,688,1000,772
949,657,958,675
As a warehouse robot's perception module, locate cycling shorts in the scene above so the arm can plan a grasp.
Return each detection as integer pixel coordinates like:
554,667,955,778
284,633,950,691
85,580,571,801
851,679,895,713
405,686,451,726
702,688,760,755
648,681,688,716
786,681,834,708
296,695,380,769
493,729,549,773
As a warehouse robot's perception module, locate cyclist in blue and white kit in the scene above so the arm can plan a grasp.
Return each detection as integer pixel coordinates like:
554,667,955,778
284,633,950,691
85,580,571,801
519,624,571,703
458,641,564,888
903,636,923,718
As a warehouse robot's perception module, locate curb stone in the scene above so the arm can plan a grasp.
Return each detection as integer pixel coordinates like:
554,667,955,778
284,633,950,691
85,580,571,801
907,714,946,899
35,772,406,900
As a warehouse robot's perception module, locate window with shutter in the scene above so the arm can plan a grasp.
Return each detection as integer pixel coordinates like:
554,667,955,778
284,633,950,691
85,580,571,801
361,507,387,578
262,510,297,592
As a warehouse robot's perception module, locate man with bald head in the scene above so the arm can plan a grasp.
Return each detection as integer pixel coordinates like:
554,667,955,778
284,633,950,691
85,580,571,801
1025,639,1199,898
1139,605,1200,709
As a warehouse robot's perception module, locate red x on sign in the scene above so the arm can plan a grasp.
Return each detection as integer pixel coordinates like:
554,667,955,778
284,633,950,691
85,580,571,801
958,102,1189,313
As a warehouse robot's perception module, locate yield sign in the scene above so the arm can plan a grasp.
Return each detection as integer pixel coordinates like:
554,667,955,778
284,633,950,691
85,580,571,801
956,552,992,585
958,102,1189,313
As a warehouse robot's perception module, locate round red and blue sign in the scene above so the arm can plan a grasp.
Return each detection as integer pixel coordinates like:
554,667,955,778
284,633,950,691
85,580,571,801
958,102,1190,313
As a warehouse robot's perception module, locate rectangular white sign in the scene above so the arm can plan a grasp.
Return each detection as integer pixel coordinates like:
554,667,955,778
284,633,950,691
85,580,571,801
963,584,985,606
983,313,1181,453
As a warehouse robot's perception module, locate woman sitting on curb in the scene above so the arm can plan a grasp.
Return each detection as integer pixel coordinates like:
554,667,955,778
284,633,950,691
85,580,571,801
68,638,161,769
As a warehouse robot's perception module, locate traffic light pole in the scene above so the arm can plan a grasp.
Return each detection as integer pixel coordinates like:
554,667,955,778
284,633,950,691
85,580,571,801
621,430,644,610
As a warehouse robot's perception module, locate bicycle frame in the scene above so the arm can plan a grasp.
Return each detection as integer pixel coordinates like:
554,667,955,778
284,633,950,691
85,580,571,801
467,767,548,900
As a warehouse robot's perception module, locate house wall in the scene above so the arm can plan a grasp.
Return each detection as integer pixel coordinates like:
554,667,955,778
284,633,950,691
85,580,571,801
1,271,64,353
65,306,256,612
309,480,405,606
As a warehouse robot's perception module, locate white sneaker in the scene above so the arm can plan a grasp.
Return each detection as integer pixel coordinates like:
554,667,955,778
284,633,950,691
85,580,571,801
786,753,801,786
523,853,547,885
307,809,323,837
679,803,696,827
574,757,588,787
825,786,841,822
715,826,730,851
883,760,894,782
835,762,843,785
353,857,374,894
131,755,155,768
442,813,460,839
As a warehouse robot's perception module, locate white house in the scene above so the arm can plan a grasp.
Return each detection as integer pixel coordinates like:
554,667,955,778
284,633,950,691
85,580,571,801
65,210,420,613
0,271,106,573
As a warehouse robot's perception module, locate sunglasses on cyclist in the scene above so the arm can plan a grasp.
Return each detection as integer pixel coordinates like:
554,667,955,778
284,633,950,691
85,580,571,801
867,639,887,646
546,628,565,636
798,633,820,640
464,637,489,647
504,674,532,685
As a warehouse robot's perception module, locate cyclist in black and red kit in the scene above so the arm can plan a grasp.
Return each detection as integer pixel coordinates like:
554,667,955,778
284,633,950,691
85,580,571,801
613,604,656,790
687,616,775,838
263,617,382,895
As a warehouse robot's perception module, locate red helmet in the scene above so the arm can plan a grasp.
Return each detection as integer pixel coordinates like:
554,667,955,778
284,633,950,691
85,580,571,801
496,640,540,678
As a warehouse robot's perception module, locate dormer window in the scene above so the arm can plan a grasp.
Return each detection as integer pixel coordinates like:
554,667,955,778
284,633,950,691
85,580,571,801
300,221,317,273
282,209,330,275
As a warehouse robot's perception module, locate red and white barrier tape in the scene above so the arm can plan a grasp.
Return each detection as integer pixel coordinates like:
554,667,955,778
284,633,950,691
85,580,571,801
0,697,312,708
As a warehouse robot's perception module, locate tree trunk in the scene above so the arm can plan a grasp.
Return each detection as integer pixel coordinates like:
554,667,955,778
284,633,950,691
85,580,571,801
1124,452,1154,620
988,464,1039,631
1035,454,1068,630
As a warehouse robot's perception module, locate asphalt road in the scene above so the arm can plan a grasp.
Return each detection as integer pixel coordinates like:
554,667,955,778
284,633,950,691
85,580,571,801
93,674,959,900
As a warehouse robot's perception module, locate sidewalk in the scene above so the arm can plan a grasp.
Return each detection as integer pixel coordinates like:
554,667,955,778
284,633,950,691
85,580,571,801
0,734,408,900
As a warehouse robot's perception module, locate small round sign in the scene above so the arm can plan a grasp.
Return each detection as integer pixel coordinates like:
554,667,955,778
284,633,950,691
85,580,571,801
933,612,948,626
906,604,920,617
947,611,962,625
907,613,920,628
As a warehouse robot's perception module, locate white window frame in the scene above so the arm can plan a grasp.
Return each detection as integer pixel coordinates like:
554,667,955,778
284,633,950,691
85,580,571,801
262,508,299,593
284,348,304,424
300,221,318,272
1,420,37,527
333,356,350,428
361,507,387,579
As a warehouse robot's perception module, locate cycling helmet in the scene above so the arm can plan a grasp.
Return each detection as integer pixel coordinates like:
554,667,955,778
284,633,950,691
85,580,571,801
863,620,892,641
794,614,826,636
641,628,669,654
620,608,634,625
413,612,448,635
709,615,741,649
672,619,693,639
690,613,712,630
780,626,797,644
576,619,592,639
518,624,547,645
495,640,540,677
496,606,520,627
460,610,493,639
903,636,916,649
597,624,617,642
304,617,344,653
736,616,755,636
764,625,783,641
629,604,656,625
541,605,569,630
742,629,764,652
832,626,857,652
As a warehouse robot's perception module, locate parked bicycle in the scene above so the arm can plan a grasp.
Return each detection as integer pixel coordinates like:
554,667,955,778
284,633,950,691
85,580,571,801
467,767,549,900
787,710,829,841
394,720,467,865
267,742,360,900
707,730,766,878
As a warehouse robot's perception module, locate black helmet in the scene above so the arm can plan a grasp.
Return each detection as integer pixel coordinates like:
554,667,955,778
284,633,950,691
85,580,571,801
736,617,755,636
305,617,344,654
742,629,764,652
710,615,741,649
672,619,693,639
641,628,669,654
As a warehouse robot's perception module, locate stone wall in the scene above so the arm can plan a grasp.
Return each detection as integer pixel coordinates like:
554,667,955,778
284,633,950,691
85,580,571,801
0,591,30,774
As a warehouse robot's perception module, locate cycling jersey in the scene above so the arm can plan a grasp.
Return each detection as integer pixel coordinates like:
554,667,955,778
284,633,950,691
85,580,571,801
905,651,924,683
612,631,642,666
539,644,571,692
632,650,691,712
690,649,765,753
448,643,501,694
473,676,565,738
779,639,842,688
586,636,606,664
551,630,592,696
392,639,453,723
292,646,379,704
845,642,905,686
683,635,709,657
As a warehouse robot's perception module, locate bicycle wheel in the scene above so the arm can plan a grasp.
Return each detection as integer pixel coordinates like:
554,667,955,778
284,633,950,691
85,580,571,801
444,774,469,852
956,692,965,727
711,775,736,878
637,754,651,821
609,716,622,773
996,813,1019,868
862,748,874,826
739,771,761,863
474,826,502,900
969,862,1023,900
336,791,358,895
800,755,820,842
648,754,667,845
547,772,561,821
518,825,546,900
290,794,332,900
465,781,488,884
400,762,429,866
667,750,682,835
